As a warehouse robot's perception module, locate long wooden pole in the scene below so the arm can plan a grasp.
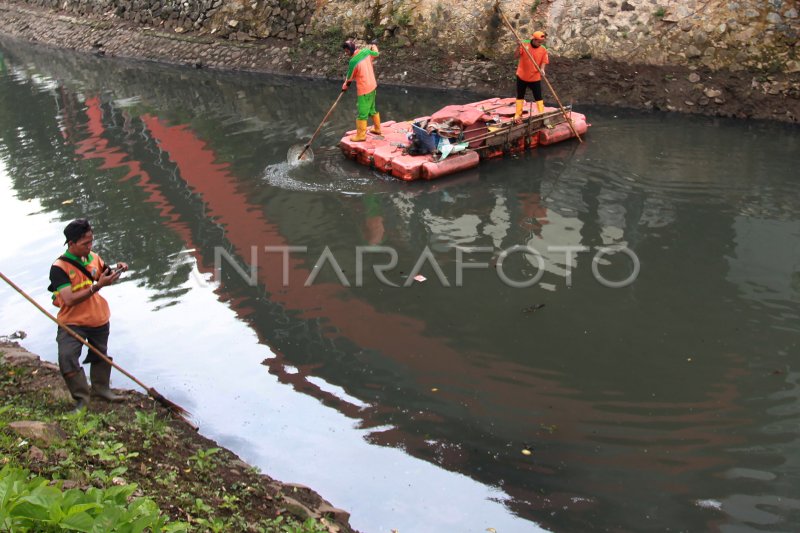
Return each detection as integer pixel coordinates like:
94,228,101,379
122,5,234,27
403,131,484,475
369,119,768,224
498,8,583,143
0,271,195,427
297,89,347,161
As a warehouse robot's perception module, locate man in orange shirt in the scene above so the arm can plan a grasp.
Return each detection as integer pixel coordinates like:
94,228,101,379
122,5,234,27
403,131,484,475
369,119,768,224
342,39,381,142
48,219,128,410
514,30,549,120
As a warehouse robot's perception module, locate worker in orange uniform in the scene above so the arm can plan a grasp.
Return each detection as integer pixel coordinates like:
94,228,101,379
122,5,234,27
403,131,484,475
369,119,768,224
514,30,549,121
48,219,128,411
342,39,381,142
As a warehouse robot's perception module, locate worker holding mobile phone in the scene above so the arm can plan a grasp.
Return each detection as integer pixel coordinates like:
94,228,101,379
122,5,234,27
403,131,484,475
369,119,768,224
47,218,129,411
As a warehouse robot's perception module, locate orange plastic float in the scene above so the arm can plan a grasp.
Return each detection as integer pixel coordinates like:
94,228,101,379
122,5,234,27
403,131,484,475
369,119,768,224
339,97,590,181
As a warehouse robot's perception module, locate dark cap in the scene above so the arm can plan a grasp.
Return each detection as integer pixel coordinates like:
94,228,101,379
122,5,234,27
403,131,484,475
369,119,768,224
63,218,92,244
342,39,356,55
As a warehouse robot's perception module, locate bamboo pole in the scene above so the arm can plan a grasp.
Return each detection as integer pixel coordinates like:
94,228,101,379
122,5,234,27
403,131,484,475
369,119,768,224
0,271,195,428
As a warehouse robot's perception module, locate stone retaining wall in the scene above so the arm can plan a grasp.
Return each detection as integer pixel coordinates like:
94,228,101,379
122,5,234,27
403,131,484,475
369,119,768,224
312,0,799,75
6,0,800,74
15,0,315,40
549,0,799,73
7,0,799,75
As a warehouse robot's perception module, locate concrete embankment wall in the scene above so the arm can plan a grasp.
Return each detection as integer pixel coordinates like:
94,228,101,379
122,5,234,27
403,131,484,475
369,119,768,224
11,0,799,74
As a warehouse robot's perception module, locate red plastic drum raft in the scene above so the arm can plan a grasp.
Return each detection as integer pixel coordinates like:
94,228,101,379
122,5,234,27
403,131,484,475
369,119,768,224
339,97,590,181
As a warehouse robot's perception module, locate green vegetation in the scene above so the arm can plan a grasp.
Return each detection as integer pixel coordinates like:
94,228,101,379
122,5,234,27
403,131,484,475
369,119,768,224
531,0,541,13
322,25,346,53
0,353,342,532
432,1,445,22
188,447,221,477
393,8,411,28
0,465,186,532
654,7,666,18
299,25,344,55
364,20,384,41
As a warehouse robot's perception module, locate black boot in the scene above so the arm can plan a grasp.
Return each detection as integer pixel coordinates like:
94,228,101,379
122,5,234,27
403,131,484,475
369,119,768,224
63,369,91,411
90,361,123,402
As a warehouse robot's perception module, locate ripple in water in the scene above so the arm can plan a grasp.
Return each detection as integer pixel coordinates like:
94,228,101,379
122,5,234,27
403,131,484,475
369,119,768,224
263,147,399,195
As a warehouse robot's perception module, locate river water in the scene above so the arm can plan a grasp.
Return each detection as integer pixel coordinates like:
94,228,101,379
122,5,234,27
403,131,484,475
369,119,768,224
0,39,799,533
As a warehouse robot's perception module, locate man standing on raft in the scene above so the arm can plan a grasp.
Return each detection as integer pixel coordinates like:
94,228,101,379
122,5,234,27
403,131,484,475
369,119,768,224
342,39,381,142
514,30,549,121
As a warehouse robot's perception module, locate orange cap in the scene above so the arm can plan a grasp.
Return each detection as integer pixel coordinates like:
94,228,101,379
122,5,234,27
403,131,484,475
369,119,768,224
532,31,546,40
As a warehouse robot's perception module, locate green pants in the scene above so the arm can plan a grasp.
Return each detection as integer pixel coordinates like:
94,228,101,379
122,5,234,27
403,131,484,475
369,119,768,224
357,90,378,120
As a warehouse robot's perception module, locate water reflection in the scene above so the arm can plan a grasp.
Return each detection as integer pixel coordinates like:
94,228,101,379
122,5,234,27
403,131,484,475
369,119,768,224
1,38,799,532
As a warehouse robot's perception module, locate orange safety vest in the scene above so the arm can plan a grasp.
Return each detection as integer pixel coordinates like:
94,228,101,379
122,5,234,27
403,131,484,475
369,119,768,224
516,43,549,82
51,253,111,327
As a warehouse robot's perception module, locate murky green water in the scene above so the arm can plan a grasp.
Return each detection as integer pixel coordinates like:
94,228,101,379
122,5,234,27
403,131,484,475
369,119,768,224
1,39,799,532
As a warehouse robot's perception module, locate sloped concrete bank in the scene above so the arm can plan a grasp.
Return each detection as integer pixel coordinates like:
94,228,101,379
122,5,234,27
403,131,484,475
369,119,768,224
0,1,797,123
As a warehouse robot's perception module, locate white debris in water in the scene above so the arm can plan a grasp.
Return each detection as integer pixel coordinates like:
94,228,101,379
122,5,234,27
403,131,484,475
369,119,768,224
695,499,723,510
113,96,143,108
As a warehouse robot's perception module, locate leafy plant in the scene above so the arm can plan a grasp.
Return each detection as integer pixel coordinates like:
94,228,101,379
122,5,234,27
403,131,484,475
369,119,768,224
0,404,11,426
88,441,139,466
257,514,330,533
654,7,666,18
89,465,128,486
155,467,178,487
220,492,240,511
67,410,101,439
135,410,169,448
195,515,227,532
0,465,188,531
135,410,168,437
188,446,221,473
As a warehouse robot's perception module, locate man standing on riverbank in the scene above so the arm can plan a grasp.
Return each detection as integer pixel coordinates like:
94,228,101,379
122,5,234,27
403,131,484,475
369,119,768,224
514,30,549,121
342,39,381,142
47,219,128,410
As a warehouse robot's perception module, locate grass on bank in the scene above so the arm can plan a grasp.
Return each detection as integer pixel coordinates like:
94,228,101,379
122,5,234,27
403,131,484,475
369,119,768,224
0,353,335,532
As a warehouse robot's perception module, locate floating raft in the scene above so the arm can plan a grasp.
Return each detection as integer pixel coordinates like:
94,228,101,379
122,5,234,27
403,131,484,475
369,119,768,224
339,97,590,181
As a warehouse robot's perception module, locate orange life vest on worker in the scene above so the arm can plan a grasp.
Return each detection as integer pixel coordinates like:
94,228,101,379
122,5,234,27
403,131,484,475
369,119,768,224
50,252,111,327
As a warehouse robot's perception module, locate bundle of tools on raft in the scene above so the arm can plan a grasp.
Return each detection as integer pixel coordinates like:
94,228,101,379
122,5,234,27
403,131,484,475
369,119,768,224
339,97,590,181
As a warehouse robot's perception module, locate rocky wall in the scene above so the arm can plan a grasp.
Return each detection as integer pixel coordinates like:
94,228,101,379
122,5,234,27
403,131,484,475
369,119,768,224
6,0,800,75
12,0,315,40
549,0,799,73
310,0,799,75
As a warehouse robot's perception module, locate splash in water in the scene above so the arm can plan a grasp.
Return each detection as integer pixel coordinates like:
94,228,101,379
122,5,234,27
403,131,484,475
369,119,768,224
287,144,315,165
263,148,397,195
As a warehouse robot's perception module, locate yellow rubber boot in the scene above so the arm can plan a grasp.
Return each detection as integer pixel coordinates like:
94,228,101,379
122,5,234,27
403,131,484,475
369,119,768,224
369,113,382,135
514,99,524,120
350,119,367,142
536,100,545,113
